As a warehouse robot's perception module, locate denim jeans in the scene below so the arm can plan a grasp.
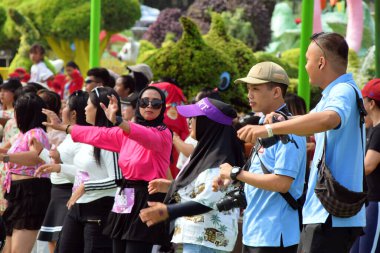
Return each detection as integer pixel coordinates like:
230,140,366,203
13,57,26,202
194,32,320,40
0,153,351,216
183,243,229,253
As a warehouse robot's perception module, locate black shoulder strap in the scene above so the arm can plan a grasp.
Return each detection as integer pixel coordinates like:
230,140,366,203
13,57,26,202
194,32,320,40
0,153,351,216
349,85,367,193
319,84,367,192
253,147,299,210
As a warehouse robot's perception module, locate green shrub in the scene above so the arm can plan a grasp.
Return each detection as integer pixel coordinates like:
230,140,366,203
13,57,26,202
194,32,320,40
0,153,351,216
203,12,256,77
281,48,300,68
145,17,250,111
254,51,298,78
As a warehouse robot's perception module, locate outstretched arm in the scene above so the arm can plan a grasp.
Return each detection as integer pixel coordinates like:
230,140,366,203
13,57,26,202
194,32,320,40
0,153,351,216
237,111,340,144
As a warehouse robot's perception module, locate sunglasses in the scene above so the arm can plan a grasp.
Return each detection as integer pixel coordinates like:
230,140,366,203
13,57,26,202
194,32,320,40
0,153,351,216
85,79,98,84
310,32,327,59
139,97,163,109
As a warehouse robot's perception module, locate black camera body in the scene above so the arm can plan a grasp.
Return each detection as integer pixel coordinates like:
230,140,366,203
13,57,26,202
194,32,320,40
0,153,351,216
216,108,296,213
259,114,291,148
216,187,247,212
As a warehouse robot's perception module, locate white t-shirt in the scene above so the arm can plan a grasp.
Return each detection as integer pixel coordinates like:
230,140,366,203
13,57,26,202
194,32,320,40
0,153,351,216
40,134,121,203
39,134,82,184
171,168,239,252
30,62,53,83
176,136,198,170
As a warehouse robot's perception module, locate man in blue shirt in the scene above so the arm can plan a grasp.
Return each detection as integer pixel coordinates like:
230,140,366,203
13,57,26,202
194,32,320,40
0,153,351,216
213,61,307,253
234,33,365,253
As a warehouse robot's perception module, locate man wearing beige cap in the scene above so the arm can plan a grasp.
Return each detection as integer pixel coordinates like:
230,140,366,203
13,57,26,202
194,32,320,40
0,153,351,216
213,61,307,253
226,33,366,253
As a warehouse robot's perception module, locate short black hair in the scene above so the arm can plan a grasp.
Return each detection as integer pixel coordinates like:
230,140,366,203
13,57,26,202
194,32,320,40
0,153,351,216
66,61,80,71
310,32,349,69
14,85,37,103
118,75,135,93
38,90,61,115
27,82,48,92
193,87,222,103
67,90,90,126
15,93,46,133
89,86,121,165
29,43,45,55
133,72,149,93
266,82,288,97
87,67,115,88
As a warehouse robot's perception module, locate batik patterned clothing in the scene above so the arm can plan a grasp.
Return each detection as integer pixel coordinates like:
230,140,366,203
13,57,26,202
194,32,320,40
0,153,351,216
172,168,239,252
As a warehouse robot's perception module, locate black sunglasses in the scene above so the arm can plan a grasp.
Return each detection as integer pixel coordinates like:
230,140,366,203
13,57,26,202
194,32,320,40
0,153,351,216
85,79,99,84
139,98,163,109
310,32,327,59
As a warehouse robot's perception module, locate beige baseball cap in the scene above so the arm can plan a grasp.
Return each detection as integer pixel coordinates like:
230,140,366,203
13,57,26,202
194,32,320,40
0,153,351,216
234,61,290,86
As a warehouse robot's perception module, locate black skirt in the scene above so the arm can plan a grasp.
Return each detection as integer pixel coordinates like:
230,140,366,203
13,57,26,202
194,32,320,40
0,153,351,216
3,178,51,236
103,180,170,245
38,183,73,242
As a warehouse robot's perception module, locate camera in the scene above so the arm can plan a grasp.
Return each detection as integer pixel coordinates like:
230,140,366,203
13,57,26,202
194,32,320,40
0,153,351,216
259,115,291,148
216,187,247,212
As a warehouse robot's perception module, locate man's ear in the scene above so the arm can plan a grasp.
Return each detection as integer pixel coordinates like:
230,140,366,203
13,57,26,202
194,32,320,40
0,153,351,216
319,57,326,70
273,86,282,99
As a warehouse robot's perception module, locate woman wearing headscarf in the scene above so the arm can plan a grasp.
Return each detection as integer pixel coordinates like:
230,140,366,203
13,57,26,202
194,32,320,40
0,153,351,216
46,86,172,253
140,97,245,253
150,80,189,178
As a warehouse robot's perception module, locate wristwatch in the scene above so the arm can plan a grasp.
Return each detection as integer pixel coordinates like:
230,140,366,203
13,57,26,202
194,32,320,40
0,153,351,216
114,116,123,126
230,166,242,181
2,155,9,163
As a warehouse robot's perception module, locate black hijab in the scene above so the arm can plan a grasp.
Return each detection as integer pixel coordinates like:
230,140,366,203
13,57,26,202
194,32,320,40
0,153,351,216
166,99,245,203
135,86,167,129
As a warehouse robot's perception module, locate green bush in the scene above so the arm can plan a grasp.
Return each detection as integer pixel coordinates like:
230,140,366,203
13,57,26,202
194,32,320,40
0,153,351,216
254,51,298,78
203,12,257,77
145,17,250,111
220,8,257,49
281,48,300,68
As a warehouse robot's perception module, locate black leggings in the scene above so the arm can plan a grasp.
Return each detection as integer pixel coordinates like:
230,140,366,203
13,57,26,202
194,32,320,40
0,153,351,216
112,239,153,253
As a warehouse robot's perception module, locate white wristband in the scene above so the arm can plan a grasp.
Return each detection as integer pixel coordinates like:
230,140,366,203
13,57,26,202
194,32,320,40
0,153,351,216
264,124,274,137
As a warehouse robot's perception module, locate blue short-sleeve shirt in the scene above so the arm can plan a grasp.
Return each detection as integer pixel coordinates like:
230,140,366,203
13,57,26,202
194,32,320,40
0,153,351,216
243,134,306,247
303,73,366,227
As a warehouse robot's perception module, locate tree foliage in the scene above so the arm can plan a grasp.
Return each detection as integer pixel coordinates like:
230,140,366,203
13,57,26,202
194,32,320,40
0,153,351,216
144,17,250,111
203,12,256,77
0,0,141,73
186,0,276,51
142,8,183,48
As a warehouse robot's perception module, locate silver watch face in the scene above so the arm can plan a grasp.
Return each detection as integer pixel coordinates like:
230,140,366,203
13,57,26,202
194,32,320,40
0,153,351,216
232,167,240,173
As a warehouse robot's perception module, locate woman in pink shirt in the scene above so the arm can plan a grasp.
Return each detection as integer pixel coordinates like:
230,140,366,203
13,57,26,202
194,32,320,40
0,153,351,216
1,93,51,253
46,86,172,253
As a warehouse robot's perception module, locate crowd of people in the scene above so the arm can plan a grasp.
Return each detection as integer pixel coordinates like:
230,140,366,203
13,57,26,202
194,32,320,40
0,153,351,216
0,32,378,253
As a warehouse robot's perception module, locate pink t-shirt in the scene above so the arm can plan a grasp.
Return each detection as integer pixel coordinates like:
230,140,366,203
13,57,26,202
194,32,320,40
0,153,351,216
71,123,172,181
4,128,50,192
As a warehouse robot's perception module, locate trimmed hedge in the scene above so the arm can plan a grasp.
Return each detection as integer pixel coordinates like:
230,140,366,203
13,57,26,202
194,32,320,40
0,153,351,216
144,17,251,111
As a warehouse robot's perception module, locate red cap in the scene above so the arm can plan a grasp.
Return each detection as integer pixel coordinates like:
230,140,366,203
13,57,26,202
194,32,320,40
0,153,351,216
362,79,380,101
15,67,27,74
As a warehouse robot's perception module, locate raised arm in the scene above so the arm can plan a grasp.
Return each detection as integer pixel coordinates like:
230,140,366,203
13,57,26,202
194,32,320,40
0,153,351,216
69,125,123,153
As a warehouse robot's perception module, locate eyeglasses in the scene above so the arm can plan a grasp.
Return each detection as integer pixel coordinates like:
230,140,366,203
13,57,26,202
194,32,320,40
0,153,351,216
310,32,327,59
139,97,163,109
